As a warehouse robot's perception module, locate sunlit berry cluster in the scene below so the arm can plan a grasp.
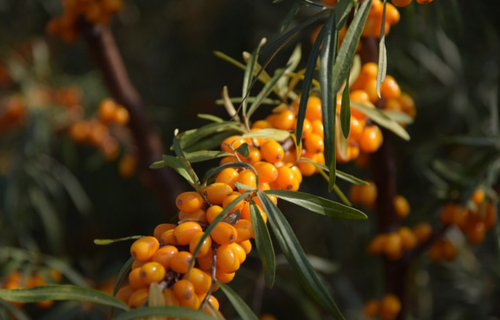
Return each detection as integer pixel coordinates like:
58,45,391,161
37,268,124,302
364,294,402,320
440,189,497,245
46,0,123,42
1,269,62,309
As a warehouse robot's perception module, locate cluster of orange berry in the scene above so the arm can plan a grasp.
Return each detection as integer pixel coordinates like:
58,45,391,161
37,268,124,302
440,189,497,245
46,0,123,42
391,0,434,7
368,225,431,260
364,294,402,320
1,269,62,309
68,98,137,177
362,0,401,38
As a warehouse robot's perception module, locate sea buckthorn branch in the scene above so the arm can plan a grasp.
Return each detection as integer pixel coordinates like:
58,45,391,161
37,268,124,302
76,18,183,213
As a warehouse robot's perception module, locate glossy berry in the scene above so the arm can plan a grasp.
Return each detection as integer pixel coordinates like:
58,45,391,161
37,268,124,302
152,245,178,269
215,167,239,189
260,140,284,163
253,161,279,183
130,236,160,261
183,268,211,295
153,223,176,240
211,222,238,245
205,182,233,205
127,287,149,308
173,221,202,245
170,251,194,274
189,232,212,258
394,195,410,218
216,244,240,273
176,191,204,213
139,262,166,284
163,288,180,306
236,170,257,191
359,125,383,153
173,279,195,300
206,205,225,224
273,165,299,191
128,267,147,290
234,219,254,242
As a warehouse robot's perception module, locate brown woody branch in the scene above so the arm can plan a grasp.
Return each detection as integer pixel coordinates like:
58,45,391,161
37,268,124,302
78,19,183,215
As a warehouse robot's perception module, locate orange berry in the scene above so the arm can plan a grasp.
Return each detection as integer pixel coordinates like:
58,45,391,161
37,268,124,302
391,0,412,7
179,293,201,309
173,222,202,245
399,92,416,118
383,233,403,260
299,118,313,139
379,294,401,320
243,146,262,164
222,192,245,213
176,191,204,213
216,244,240,273
221,135,246,153
385,3,400,25
412,223,432,243
260,140,284,163
236,170,257,191
98,98,117,124
115,285,134,303
160,229,179,246
441,239,457,261
196,248,214,271
220,155,239,165
363,299,380,318
183,268,211,295
297,158,317,177
359,182,377,209
140,262,166,284
215,167,239,189
128,267,147,290
398,227,417,250
211,222,238,245
471,189,485,205
273,109,296,131
368,234,387,254
311,119,324,137
173,279,195,300
359,125,383,153
253,161,279,183
380,75,401,100
287,164,303,185
206,205,226,224
394,195,410,218
130,236,160,261
170,251,194,274
229,242,247,264
252,120,272,129
178,208,207,223
152,245,178,269
127,287,149,308
189,232,212,258
205,182,233,205
215,269,235,284
467,222,486,244
163,288,180,306
304,133,324,154
238,240,252,254
113,106,130,125
305,96,322,122
206,295,220,312
69,121,91,143
153,223,177,240
272,165,299,191
234,219,254,242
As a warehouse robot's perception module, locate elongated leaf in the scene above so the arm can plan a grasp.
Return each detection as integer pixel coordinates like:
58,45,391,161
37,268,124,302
185,131,236,153
265,190,366,220
242,39,266,119
376,0,388,97
171,135,200,188
94,235,142,245
319,11,337,191
235,143,250,157
222,86,241,122
246,67,288,120
113,257,134,296
114,307,217,320
250,201,275,288
218,283,259,320
335,0,354,28
383,110,414,124
198,114,224,123
281,2,301,33
340,76,351,138
215,97,281,106
295,18,325,146
298,158,369,185
184,150,232,164
240,128,290,142
150,155,194,185
177,121,243,150
277,43,302,98
350,101,410,140
0,285,128,310
257,192,345,319
335,114,348,162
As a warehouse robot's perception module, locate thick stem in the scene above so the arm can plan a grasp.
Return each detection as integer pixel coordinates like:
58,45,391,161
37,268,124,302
78,20,182,214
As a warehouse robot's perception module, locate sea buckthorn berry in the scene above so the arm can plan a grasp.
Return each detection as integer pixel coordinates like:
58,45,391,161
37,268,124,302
176,191,204,213
215,269,236,284
131,259,148,269
259,181,271,191
484,202,497,228
311,120,324,137
189,232,212,258
304,133,324,154
379,294,401,320
206,295,220,312
261,140,284,163
163,288,180,306
211,222,238,245
359,125,383,154
206,205,225,224
236,170,257,191
178,208,207,223
173,279,195,300
385,3,400,25
128,287,149,308
69,121,91,143
113,106,130,125
197,248,213,270
273,165,299,191
140,262,166,284
216,244,240,273
385,98,402,112
230,242,247,264
98,98,116,124
272,109,295,131
252,120,272,129
287,164,303,185
440,203,464,226
349,116,366,141
383,233,403,260
221,135,246,153
152,245,178,269
215,167,239,189
368,234,387,254
153,223,176,240
467,221,486,244
220,155,238,165
399,92,416,118
238,240,252,254
243,146,262,164
412,223,432,243
128,267,147,289
183,268,211,295
179,293,201,309
305,96,322,121
359,182,377,209
441,239,457,261
160,229,179,246
398,227,417,250
241,203,268,224
222,192,245,213
380,75,401,100
300,118,313,138
391,0,412,7
130,236,160,261
394,195,410,218
170,251,193,274
205,182,233,205
254,161,279,183
234,219,254,242
471,189,485,205
363,299,380,318
115,285,134,303
297,158,317,177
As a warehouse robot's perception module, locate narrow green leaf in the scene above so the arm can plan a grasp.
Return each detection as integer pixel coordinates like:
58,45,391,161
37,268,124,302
250,201,276,287
113,257,134,296
235,181,256,191
150,155,194,185
215,97,281,106
198,114,224,123
93,235,142,245
277,43,302,98
240,128,290,142
177,121,243,150
350,101,410,140
265,190,366,220
298,158,369,185
235,143,250,157
114,307,217,320
332,184,352,206
257,192,345,319
242,40,266,119
319,12,337,191
340,75,351,138
383,110,414,124
376,0,388,98
335,112,349,163
335,0,354,28
184,150,232,163
281,2,301,33
218,283,259,320
295,18,325,146
0,285,129,310
246,67,288,120
184,131,236,153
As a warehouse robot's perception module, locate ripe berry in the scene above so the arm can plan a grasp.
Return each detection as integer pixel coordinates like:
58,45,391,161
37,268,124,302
205,182,233,205
176,191,204,213
236,170,257,191
170,251,193,274
189,232,212,258
216,244,240,273
127,287,149,308
222,192,245,213
305,96,322,122
221,135,246,153
206,205,225,224
394,195,410,218
391,0,412,7
412,223,432,243
215,167,239,189
183,268,211,295
153,223,176,240
173,221,202,245
152,245,178,269
116,285,134,303
379,294,401,320
211,222,238,245
173,279,195,300
163,288,180,306
274,109,296,131
234,219,254,242
139,262,166,284
130,236,160,261
260,140,284,163
128,267,147,290
359,125,383,153
215,269,235,284
273,165,299,191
